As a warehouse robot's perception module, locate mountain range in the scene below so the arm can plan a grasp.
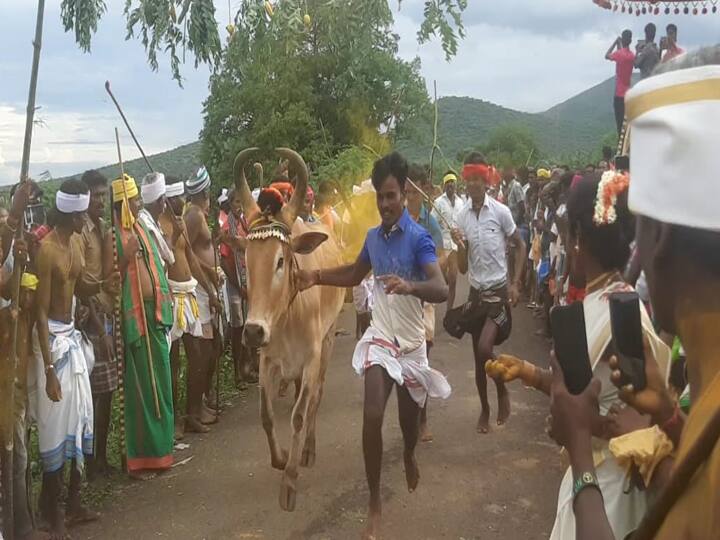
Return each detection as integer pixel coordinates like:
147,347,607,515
47,75,619,190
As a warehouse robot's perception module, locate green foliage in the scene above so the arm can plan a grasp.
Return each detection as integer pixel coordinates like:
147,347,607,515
314,146,376,193
200,0,429,191
60,0,107,52
416,0,467,61
481,125,540,169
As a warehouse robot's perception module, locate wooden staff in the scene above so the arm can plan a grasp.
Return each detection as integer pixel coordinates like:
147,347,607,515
106,82,153,173
115,129,161,419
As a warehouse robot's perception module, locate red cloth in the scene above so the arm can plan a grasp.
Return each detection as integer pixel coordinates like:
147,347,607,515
610,48,635,97
662,45,684,63
566,284,587,304
220,211,247,261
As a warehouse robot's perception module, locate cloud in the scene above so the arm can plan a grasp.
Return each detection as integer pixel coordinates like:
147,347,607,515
1,0,717,184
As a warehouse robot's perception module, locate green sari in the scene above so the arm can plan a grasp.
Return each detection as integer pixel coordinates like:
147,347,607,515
116,220,174,472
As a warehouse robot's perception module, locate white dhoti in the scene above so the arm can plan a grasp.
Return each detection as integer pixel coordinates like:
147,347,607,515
28,318,94,473
352,326,451,406
168,277,204,341
195,283,215,340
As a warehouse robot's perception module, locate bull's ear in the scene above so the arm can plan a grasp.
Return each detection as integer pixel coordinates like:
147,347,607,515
291,232,328,254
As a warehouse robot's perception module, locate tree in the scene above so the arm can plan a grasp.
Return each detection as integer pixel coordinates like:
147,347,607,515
481,125,541,169
199,0,434,187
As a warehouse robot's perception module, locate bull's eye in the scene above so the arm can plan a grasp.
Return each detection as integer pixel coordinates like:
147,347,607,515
276,256,284,271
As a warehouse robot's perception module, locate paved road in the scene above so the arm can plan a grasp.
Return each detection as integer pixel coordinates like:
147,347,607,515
78,278,563,540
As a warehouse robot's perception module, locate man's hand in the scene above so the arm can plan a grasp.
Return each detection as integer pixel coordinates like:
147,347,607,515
9,181,37,222
548,354,602,450
605,403,651,439
125,234,140,260
45,368,62,402
102,271,122,296
485,354,527,383
210,293,222,315
13,236,28,262
509,281,520,306
377,274,413,296
295,269,318,292
609,335,675,425
450,228,465,247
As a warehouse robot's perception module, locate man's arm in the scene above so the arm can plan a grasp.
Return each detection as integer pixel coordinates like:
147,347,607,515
605,38,619,60
509,229,526,289
308,257,372,290
186,240,220,310
184,208,218,278
35,244,62,402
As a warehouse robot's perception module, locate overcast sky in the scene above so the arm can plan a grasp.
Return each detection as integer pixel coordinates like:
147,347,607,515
1,0,717,184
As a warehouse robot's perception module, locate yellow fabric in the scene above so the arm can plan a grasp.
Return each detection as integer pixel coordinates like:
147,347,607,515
112,174,138,229
608,425,674,487
175,293,200,331
626,78,720,121
537,168,551,180
655,369,720,539
20,272,38,291
442,172,458,185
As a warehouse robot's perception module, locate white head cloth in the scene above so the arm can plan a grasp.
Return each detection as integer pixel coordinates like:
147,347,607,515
626,64,720,231
217,187,229,205
141,172,166,204
56,191,90,214
165,181,184,199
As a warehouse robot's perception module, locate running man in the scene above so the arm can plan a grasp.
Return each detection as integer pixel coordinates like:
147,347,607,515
432,171,466,309
297,152,451,540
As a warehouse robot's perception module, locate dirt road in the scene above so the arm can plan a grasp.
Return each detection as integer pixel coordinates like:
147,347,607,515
78,279,563,540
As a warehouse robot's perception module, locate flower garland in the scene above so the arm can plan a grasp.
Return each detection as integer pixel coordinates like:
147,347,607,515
593,170,630,226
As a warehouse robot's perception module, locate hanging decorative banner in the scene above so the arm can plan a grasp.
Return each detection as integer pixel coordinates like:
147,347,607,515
593,0,718,15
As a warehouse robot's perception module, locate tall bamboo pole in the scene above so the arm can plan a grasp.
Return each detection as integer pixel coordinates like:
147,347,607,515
3,3,45,538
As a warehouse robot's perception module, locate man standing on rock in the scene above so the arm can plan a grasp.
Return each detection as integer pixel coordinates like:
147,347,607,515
297,151,451,540
451,152,526,434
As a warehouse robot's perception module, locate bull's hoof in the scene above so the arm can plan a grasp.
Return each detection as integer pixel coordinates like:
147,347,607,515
271,449,288,471
279,477,297,512
300,447,316,468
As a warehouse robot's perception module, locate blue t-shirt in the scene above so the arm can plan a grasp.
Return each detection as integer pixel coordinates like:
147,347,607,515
359,208,437,280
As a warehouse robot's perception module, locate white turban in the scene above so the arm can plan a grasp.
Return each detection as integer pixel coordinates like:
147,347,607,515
165,181,185,199
56,190,90,214
627,64,720,231
141,172,166,204
217,187,229,205
186,166,211,195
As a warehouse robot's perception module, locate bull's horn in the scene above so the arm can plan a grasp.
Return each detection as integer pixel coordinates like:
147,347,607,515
277,147,308,225
233,147,261,216
253,162,264,186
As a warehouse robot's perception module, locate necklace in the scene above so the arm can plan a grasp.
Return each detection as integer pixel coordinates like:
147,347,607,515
585,270,622,294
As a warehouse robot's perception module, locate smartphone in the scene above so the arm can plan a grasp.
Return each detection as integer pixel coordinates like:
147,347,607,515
550,302,593,395
609,292,647,391
637,39,646,49
660,36,668,49
614,155,630,172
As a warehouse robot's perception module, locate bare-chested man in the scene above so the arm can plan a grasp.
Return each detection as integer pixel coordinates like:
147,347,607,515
143,174,220,434
184,167,222,412
33,180,114,538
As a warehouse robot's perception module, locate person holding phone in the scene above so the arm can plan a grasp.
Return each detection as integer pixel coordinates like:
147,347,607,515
449,151,526,434
635,23,660,79
605,29,635,134
548,46,720,540
486,172,671,540
660,23,684,63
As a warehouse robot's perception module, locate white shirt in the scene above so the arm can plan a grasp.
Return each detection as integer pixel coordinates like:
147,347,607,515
456,195,516,291
432,192,466,250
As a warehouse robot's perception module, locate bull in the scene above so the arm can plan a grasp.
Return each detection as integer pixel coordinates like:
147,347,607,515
233,147,345,511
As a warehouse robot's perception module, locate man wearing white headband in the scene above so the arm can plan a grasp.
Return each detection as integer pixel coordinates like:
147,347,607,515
32,179,115,537
159,175,221,435
139,172,174,268
549,47,720,540
184,166,223,419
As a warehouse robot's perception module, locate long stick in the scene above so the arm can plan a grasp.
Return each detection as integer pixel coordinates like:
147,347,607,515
115,128,161,419
406,177,465,251
429,80,439,185
4,3,45,537
106,82,154,173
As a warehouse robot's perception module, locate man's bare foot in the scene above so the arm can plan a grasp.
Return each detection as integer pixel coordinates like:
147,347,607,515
40,503,67,540
174,419,185,441
66,505,100,527
419,423,434,443
497,392,511,425
200,406,218,425
476,410,490,434
361,506,382,540
185,415,211,433
403,451,420,492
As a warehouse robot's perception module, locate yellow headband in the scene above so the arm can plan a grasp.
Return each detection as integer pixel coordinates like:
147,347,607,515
537,168,551,180
112,174,138,229
21,272,38,291
442,172,458,185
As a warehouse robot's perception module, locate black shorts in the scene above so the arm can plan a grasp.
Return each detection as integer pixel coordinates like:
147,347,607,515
443,286,512,345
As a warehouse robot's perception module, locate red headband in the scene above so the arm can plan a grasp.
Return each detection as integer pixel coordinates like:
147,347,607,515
462,164,500,186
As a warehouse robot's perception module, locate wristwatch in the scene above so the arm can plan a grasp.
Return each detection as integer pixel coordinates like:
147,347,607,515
572,471,601,499
44,363,56,374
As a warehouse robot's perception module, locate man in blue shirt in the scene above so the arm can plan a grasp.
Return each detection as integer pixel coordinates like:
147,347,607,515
297,152,450,540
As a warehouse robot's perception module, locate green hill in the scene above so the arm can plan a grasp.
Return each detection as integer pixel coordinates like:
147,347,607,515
46,76,619,191
396,76,619,163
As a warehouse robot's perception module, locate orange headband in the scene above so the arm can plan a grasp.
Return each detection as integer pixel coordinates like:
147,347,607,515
462,164,500,186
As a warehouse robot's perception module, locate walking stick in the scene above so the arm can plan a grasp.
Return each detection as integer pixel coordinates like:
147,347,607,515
115,129,162,419
212,236,222,413
106,82,154,173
